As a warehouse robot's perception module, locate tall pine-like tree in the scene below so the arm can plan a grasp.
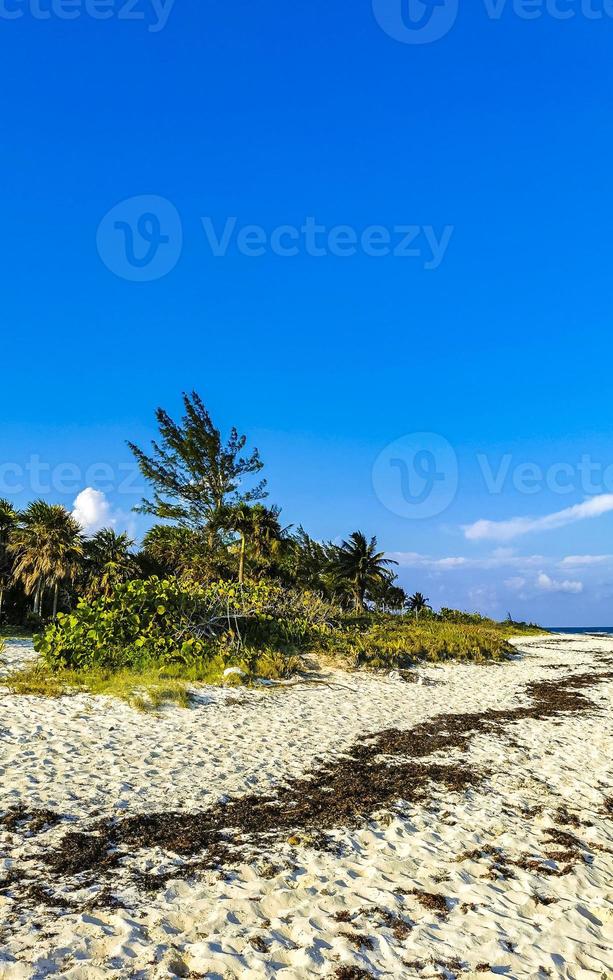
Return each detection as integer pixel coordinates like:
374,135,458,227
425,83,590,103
128,391,267,532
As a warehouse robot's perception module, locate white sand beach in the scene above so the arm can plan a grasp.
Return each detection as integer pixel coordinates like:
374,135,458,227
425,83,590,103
0,634,612,979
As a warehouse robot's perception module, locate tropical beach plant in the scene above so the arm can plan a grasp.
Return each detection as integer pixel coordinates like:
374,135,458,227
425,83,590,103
33,576,330,673
128,390,267,532
368,576,408,613
218,502,286,583
9,501,84,618
330,531,397,612
0,498,18,623
83,528,137,599
407,591,431,621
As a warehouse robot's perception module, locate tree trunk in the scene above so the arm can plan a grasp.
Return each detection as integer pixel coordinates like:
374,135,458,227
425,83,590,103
52,582,59,618
238,533,246,585
34,579,42,617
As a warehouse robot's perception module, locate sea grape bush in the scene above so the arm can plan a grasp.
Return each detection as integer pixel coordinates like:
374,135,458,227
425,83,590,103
33,577,329,671
32,576,530,677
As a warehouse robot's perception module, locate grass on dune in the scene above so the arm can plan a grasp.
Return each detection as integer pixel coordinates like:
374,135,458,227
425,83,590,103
317,617,543,670
1,647,297,711
0,614,546,712
1,659,229,712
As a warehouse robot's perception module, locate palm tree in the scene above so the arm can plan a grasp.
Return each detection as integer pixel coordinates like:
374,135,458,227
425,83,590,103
0,499,18,622
369,576,407,613
141,524,200,576
408,592,431,622
286,527,332,591
84,528,135,599
331,531,397,612
9,501,84,618
219,503,285,584
249,504,285,565
218,503,252,584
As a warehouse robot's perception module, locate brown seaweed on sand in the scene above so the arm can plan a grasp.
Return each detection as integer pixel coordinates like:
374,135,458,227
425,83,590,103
4,666,611,909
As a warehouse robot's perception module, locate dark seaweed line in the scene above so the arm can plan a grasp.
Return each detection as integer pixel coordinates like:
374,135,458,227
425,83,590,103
28,666,610,883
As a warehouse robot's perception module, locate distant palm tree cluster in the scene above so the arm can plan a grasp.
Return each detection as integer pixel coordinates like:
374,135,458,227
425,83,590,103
0,498,137,623
0,392,427,626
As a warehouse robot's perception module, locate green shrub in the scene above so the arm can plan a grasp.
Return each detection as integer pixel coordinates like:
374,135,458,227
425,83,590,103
33,577,330,673
32,579,533,683
317,615,516,669
439,607,496,625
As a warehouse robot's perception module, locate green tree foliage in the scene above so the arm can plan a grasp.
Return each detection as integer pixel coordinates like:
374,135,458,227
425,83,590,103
0,498,18,622
280,527,334,592
330,531,397,612
407,591,431,621
140,524,234,583
128,391,266,531
84,528,137,600
218,503,286,583
9,501,84,618
141,524,201,576
368,576,408,613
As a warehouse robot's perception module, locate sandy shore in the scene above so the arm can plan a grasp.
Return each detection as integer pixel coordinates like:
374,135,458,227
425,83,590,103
0,634,611,979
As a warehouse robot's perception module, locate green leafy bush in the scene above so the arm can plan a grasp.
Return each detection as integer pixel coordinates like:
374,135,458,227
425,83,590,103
33,577,328,672
439,607,496,625
32,577,533,683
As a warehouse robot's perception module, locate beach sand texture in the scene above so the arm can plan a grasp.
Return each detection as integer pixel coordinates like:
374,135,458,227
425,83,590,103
0,633,611,979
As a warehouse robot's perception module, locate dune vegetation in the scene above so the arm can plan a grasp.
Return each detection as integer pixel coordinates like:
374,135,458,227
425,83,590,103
0,392,542,705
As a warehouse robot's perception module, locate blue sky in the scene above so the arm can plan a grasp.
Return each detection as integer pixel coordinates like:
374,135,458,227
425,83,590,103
2,1,613,624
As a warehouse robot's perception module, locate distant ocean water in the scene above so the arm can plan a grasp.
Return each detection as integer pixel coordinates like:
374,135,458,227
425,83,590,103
547,627,613,635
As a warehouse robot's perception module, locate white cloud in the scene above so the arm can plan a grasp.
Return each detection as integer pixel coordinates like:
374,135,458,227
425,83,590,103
560,554,613,567
536,572,583,595
390,550,544,572
432,556,468,568
491,547,516,559
468,585,498,608
72,488,134,538
504,571,583,597
463,494,613,542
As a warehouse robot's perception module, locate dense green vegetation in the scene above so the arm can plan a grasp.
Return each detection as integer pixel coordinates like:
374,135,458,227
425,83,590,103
0,391,542,695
